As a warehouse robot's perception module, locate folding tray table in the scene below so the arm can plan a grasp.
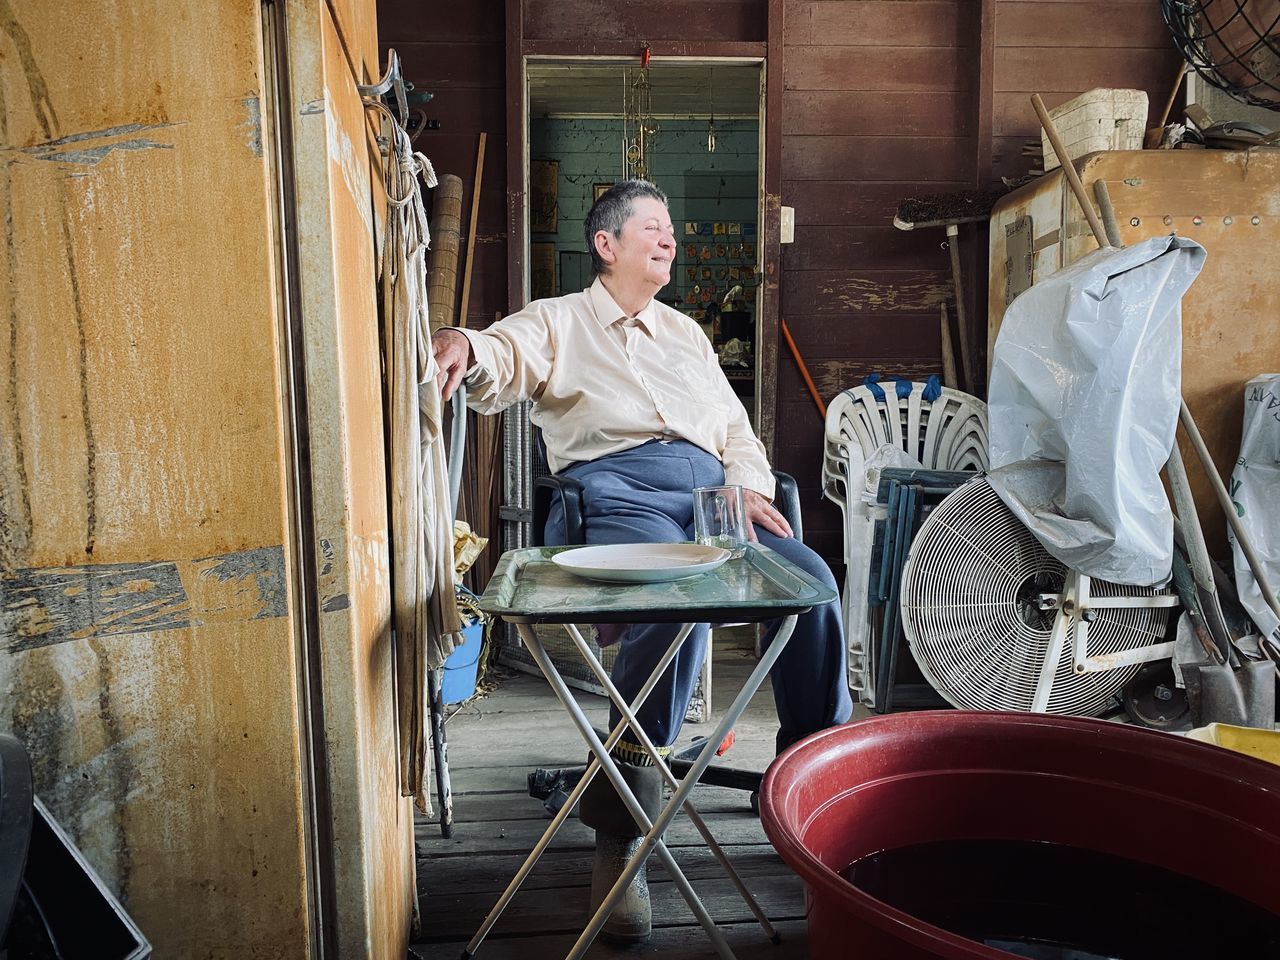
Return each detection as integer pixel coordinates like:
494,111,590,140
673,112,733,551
465,542,836,960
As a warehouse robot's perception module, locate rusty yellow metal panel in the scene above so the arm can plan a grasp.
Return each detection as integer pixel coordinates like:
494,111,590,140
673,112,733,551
989,150,1280,558
287,0,414,955
0,1,311,957
329,0,382,82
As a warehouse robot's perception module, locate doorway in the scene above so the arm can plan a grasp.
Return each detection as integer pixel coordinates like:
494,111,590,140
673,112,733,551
524,58,766,426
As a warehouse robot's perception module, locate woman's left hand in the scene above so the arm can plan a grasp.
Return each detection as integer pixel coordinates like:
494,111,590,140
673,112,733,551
743,489,793,540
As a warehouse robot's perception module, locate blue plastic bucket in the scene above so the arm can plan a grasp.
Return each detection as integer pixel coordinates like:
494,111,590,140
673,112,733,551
441,621,485,704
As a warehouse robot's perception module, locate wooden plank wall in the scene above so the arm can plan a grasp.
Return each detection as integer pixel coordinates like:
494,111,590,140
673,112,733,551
991,1,1182,182
379,1,509,329
779,0,976,564
378,0,1181,569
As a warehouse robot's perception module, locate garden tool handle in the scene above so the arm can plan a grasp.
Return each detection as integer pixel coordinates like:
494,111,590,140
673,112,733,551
1178,400,1280,625
1167,442,1237,666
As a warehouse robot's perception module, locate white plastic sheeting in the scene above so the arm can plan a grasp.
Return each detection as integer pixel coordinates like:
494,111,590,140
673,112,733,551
1230,374,1280,640
987,235,1206,586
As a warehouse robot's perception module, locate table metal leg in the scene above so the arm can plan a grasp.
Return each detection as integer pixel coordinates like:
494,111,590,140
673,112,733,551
563,625,779,943
462,621,699,958
519,625,738,960
572,615,799,959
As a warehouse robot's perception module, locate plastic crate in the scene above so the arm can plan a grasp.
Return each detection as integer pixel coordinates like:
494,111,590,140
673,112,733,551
1041,88,1149,171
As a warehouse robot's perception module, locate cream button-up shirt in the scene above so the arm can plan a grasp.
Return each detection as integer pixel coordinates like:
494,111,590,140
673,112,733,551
459,278,775,499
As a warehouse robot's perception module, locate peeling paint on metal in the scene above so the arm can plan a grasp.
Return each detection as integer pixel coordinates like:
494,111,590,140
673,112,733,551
192,545,287,619
12,123,180,166
26,138,173,166
4,561,192,650
318,538,335,577
3,546,292,649
316,537,351,612
239,96,262,158
23,121,171,148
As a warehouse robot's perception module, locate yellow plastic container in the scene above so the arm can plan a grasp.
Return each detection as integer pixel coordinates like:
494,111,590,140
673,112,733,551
1186,723,1280,767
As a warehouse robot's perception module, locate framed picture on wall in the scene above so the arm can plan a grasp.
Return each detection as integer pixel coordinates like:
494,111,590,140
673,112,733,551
593,182,614,202
530,160,559,233
531,242,557,300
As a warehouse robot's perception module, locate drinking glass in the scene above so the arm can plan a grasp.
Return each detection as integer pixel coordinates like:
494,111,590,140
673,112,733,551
693,484,748,558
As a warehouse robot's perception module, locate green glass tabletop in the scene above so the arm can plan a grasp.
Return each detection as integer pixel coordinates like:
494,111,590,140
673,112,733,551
476,543,837,624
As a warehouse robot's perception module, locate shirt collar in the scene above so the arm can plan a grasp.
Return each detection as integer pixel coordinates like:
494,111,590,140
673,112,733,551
589,277,658,336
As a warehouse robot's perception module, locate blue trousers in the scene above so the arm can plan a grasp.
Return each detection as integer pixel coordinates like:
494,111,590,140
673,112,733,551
545,440,852,748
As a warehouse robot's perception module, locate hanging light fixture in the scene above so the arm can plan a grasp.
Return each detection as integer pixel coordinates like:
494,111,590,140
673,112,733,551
706,68,717,154
622,49,659,180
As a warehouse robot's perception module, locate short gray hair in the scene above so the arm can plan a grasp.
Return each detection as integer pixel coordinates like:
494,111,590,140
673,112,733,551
584,179,668,275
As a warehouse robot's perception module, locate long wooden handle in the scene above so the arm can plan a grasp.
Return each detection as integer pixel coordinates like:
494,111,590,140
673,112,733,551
1031,94,1109,250
939,301,958,389
781,319,826,419
1157,64,1188,130
457,132,487,328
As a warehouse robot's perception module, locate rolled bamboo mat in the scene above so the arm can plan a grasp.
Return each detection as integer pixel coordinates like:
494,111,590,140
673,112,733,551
459,410,504,594
427,174,463,334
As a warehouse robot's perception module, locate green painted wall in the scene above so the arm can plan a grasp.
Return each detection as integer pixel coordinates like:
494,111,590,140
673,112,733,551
529,118,760,315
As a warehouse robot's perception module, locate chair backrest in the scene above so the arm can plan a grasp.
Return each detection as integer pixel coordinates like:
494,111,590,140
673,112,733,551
820,380,989,709
822,382,988,508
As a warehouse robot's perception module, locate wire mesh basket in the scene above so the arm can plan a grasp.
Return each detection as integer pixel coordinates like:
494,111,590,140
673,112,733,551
1161,0,1280,108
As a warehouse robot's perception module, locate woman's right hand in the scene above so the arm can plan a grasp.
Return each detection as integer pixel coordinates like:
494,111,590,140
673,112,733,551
431,328,472,401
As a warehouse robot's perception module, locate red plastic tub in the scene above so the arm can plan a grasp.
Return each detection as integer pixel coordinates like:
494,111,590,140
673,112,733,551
760,711,1280,959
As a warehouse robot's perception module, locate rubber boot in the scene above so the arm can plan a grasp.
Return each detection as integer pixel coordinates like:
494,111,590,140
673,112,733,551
589,832,652,942
579,750,662,943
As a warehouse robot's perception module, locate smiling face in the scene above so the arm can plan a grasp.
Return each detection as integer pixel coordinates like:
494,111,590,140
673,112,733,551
594,196,676,293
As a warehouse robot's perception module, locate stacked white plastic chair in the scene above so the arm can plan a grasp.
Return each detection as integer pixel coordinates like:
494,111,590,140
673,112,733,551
821,381,989,707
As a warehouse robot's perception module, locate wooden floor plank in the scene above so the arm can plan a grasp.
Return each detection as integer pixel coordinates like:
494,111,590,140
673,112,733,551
433,782,763,826
418,845,797,895
419,812,772,858
419,874,805,940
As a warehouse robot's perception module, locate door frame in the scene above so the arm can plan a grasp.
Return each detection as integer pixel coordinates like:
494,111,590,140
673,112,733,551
504,0,784,455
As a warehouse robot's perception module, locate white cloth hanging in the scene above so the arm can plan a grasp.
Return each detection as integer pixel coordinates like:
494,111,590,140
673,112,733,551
380,118,463,812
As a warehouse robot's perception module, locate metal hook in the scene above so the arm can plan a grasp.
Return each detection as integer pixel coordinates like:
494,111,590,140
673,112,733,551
358,48,409,127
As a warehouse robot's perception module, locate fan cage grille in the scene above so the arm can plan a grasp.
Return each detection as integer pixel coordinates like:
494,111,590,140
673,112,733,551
900,478,1173,716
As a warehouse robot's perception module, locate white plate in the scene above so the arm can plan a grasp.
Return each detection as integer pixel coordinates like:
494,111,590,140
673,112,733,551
551,543,732,584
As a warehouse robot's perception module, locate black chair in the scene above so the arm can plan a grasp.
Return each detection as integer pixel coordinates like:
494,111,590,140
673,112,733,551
525,435,805,811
